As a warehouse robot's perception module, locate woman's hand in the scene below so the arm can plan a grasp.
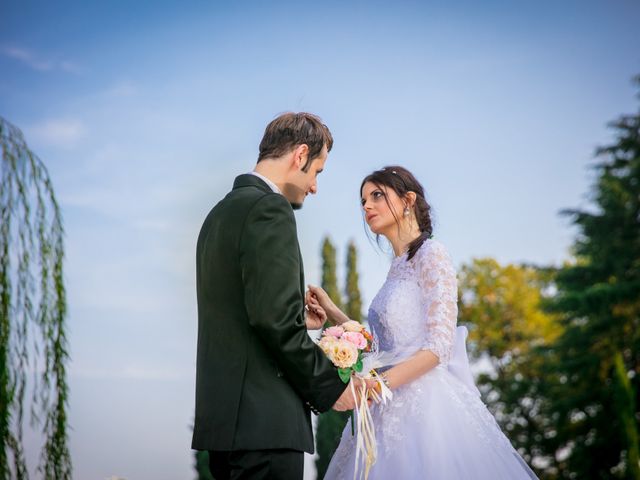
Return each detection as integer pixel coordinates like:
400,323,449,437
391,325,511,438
305,297,327,330
306,284,348,325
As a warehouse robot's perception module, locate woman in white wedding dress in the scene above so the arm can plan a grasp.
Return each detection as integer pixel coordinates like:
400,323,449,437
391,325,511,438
308,166,538,480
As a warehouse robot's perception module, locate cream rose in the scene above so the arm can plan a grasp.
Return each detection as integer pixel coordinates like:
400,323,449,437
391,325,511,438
318,335,339,355
342,320,365,333
328,339,359,369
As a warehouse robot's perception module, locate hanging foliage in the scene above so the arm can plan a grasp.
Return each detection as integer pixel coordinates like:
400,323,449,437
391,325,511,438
0,116,72,479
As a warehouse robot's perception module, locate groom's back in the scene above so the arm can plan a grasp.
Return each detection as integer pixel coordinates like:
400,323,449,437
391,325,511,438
192,174,316,453
193,177,268,448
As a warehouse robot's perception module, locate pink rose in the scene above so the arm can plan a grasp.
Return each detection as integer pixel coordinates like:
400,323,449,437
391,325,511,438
342,331,367,350
323,326,344,338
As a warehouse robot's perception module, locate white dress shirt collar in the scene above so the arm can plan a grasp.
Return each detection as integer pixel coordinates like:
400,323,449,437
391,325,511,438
249,171,282,195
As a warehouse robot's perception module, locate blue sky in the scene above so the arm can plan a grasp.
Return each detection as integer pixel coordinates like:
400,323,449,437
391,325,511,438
2,1,639,478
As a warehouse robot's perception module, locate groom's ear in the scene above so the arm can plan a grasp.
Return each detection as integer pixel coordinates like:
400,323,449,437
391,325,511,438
291,144,309,170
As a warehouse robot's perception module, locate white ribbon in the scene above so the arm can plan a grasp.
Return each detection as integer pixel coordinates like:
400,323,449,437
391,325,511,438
447,326,481,397
347,325,479,479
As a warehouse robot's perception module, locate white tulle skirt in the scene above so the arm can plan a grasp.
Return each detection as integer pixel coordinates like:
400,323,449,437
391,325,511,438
324,365,538,480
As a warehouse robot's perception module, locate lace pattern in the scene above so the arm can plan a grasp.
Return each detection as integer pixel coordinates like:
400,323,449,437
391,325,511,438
326,240,535,480
329,367,519,476
368,239,457,366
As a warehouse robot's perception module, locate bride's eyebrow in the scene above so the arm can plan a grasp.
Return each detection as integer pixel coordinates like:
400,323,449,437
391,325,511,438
360,189,383,204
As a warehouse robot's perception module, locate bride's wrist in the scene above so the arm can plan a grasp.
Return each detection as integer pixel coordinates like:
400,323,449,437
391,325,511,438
329,306,348,325
326,305,339,325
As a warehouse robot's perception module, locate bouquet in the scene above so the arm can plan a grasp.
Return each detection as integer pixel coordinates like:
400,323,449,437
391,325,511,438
318,321,393,480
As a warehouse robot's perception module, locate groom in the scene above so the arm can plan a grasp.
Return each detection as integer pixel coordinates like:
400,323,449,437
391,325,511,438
192,112,360,479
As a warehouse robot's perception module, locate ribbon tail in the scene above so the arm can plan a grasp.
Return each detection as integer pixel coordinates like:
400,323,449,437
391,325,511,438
447,326,481,397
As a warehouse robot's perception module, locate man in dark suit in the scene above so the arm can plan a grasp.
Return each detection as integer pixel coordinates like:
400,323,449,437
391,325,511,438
192,112,364,479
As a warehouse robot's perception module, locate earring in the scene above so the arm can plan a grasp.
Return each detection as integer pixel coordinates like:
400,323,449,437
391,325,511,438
403,207,410,217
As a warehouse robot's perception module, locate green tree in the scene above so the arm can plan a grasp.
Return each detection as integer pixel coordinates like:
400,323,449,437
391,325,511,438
458,258,562,476
320,237,342,317
315,236,349,479
344,240,362,323
542,79,640,479
0,117,71,479
194,450,214,480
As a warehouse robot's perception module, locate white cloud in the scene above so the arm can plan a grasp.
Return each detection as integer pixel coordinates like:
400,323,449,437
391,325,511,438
105,80,137,97
28,118,86,149
1,45,51,70
1,44,81,73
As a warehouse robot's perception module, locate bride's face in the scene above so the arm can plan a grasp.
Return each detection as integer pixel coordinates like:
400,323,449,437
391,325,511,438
361,181,405,236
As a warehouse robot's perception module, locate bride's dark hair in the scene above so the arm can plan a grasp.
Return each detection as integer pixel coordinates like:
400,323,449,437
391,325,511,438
360,166,433,261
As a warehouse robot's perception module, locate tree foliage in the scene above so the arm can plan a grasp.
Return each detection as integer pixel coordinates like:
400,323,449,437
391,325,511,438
344,241,362,323
460,78,640,479
194,450,214,480
315,237,363,479
458,258,562,476
0,117,71,479
541,80,640,479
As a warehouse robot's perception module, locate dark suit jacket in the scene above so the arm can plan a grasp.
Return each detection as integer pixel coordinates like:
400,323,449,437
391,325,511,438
192,174,347,453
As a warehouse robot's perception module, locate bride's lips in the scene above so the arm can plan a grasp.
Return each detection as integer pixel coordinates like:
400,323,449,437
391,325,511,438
366,213,378,223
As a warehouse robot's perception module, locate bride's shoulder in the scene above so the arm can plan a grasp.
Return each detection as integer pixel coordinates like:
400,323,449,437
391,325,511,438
414,237,449,259
411,238,454,269
411,239,457,285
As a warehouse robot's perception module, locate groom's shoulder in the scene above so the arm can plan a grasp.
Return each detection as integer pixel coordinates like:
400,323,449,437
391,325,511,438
221,176,290,218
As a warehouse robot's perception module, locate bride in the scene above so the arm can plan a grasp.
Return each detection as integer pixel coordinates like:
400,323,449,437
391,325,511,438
307,166,538,479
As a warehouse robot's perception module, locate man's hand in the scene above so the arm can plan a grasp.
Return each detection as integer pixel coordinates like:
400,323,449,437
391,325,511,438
305,297,327,330
332,377,380,411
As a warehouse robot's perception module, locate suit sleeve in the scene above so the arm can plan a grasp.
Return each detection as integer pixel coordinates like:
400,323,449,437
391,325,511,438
239,193,347,413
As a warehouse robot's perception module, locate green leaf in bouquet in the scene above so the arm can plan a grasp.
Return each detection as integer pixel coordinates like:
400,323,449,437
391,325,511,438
338,368,352,384
354,358,363,373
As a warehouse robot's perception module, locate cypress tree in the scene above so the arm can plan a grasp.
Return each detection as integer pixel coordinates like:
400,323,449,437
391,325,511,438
315,237,348,479
344,240,362,323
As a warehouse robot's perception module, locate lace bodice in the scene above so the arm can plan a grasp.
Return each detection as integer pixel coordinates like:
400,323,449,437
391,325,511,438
368,238,458,366
326,240,538,480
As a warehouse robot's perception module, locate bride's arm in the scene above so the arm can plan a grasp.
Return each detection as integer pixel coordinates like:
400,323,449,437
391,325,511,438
306,284,351,325
326,303,350,325
381,241,458,390
379,350,440,390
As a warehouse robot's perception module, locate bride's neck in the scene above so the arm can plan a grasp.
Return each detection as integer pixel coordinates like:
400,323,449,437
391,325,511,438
386,226,422,257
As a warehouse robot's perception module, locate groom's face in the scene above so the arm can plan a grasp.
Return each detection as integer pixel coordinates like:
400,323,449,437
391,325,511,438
283,144,328,210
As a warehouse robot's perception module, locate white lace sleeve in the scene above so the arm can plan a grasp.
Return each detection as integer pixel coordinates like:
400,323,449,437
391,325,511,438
417,240,458,366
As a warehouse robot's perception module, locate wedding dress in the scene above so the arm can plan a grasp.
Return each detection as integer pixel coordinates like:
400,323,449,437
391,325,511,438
324,239,538,480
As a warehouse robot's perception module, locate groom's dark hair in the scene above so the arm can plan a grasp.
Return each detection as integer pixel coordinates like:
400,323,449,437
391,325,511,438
257,112,333,172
